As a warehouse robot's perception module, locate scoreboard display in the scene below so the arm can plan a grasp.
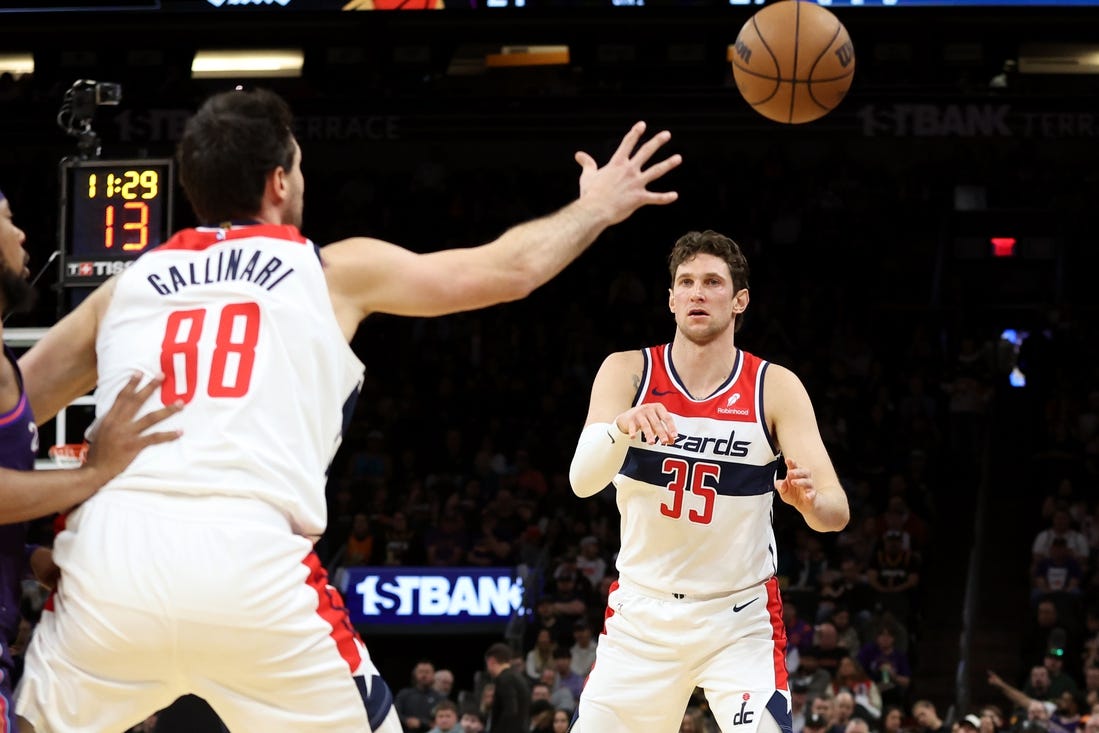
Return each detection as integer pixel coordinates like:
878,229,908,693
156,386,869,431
61,158,173,287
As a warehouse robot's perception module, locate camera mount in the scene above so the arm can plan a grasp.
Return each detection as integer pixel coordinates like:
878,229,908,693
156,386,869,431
56,79,122,160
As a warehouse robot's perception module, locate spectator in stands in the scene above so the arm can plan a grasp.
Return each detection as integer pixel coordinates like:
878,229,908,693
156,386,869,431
786,601,817,657
529,699,556,733
483,642,530,733
881,705,906,733
460,708,486,733
1032,509,1090,577
857,624,912,709
569,620,598,678
575,536,606,588
1040,648,1081,698
396,660,445,733
792,682,811,733
536,668,576,714
812,621,850,677
1032,537,1084,605
988,668,1053,719
551,648,584,702
828,656,882,722
912,700,949,733
793,649,834,700
344,512,378,566
832,606,861,653
806,713,832,733
979,705,1006,733
847,718,872,733
552,708,572,733
425,511,469,567
525,628,557,682
426,699,463,733
830,691,857,733
866,530,922,628
434,669,456,700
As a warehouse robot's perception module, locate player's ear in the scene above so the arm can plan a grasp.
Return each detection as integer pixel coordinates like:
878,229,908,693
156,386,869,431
668,288,674,312
267,166,289,204
733,287,749,313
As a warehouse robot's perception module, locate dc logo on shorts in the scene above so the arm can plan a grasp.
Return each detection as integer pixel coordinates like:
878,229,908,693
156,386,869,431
733,695,755,726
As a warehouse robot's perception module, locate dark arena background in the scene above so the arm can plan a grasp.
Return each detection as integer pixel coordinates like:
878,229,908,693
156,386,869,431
2,0,1098,731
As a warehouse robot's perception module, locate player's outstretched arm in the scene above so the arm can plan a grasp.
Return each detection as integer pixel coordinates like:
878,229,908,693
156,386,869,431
0,373,181,524
323,122,681,331
766,365,849,532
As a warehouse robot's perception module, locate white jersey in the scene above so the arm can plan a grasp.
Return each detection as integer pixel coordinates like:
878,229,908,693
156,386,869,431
613,344,781,596
94,224,365,539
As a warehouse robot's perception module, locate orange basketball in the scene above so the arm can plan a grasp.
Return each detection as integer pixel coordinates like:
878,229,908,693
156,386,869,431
730,0,856,124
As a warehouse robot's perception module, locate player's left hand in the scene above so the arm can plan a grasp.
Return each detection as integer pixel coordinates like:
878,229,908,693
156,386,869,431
29,546,60,590
775,457,816,513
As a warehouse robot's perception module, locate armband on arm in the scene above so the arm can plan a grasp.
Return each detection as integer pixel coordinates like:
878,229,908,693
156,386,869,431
569,422,631,498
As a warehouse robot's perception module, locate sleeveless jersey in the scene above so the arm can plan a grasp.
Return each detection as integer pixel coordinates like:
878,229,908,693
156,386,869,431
0,346,36,648
613,344,782,596
94,225,365,539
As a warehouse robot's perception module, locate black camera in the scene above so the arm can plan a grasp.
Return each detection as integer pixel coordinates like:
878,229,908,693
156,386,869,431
57,79,123,159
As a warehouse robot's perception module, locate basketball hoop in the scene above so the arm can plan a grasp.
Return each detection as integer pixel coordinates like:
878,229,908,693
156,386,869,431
48,443,89,468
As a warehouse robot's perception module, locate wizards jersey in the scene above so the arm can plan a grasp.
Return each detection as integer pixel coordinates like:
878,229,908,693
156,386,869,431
92,225,365,539
613,344,782,596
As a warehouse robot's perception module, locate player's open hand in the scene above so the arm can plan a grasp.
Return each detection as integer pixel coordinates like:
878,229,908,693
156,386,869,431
575,122,681,226
84,372,183,485
775,457,816,512
615,403,678,446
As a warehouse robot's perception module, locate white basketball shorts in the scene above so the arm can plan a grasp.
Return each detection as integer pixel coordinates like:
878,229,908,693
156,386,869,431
573,577,792,733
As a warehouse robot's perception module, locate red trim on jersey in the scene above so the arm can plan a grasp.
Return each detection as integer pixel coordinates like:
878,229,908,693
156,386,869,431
43,590,55,613
600,579,619,636
158,225,310,252
641,344,761,423
0,687,9,733
766,577,789,690
303,551,363,673
0,393,26,427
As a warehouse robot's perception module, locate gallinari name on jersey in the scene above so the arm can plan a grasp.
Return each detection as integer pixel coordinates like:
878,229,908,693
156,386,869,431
146,246,295,296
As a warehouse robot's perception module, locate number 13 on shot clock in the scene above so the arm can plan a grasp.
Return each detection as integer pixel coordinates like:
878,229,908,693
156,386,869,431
63,158,174,286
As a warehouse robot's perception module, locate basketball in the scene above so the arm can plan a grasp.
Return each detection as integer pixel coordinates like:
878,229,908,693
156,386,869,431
730,0,856,124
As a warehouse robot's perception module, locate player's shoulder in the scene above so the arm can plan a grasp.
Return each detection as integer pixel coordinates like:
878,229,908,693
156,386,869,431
600,349,645,375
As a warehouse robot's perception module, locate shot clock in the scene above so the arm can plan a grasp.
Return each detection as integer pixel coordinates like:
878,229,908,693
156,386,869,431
60,157,173,289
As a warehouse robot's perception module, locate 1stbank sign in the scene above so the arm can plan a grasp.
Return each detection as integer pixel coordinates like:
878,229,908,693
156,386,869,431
341,567,527,633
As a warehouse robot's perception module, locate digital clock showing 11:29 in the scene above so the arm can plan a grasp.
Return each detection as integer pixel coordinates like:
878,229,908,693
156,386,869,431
67,159,173,259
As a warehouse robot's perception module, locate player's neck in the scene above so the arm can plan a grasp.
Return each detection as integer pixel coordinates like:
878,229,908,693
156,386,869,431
669,333,737,396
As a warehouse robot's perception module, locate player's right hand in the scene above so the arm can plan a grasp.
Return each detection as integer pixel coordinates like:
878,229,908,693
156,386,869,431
575,122,681,226
84,372,183,485
615,404,678,445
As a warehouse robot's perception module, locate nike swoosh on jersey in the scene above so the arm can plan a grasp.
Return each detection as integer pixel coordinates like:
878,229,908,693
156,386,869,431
651,388,676,396
732,597,759,613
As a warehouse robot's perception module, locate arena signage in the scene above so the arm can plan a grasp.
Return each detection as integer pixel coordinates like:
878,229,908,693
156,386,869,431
340,567,527,633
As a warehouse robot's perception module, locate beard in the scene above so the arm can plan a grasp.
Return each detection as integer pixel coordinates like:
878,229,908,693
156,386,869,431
0,262,36,316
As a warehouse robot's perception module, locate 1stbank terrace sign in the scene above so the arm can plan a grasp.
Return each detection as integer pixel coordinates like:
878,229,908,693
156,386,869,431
340,567,527,633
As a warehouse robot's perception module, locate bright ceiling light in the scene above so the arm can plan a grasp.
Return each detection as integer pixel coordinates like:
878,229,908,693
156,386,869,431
191,49,304,79
0,54,34,77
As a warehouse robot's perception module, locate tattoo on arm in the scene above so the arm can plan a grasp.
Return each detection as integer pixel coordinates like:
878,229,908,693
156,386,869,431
631,373,640,391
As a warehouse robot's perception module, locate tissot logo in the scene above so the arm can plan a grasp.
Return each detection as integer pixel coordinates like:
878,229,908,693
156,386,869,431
207,0,292,6
67,260,133,278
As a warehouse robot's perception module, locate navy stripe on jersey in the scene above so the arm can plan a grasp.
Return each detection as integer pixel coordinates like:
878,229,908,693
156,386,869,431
621,448,778,497
756,362,779,456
